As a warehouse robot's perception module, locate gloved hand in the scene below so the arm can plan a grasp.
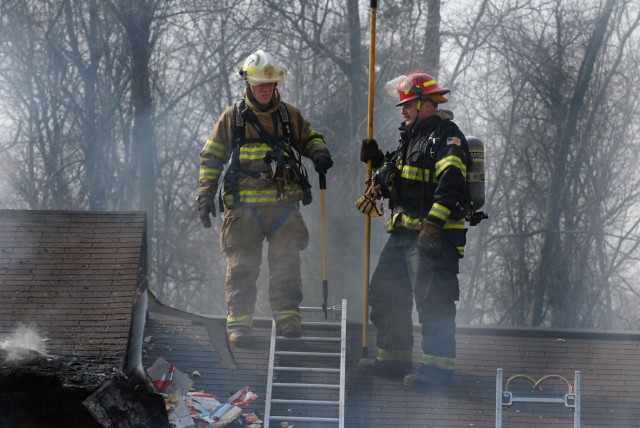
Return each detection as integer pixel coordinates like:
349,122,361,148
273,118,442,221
311,150,333,173
360,138,384,168
418,221,443,258
197,195,216,228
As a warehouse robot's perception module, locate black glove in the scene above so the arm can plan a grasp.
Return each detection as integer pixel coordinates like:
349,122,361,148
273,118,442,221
360,138,384,168
197,195,216,228
311,150,333,173
418,221,443,258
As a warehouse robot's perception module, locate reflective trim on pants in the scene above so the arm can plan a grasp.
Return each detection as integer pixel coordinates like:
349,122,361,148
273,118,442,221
377,348,413,363
272,309,301,325
226,313,253,332
420,353,455,371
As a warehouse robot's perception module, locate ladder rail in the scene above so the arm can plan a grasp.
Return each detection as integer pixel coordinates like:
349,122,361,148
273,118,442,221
338,298,347,428
263,321,277,427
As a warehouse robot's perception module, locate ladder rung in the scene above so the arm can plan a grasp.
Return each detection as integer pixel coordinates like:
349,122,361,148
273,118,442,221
271,399,339,406
274,366,340,373
275,351,340,357
273,382,339,389
270,416,339,423
301,321,341,328
511,397,566,404
277,335,341,342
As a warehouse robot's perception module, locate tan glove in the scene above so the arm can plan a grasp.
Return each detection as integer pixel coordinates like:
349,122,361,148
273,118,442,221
354,177,383,217
418,221,442,258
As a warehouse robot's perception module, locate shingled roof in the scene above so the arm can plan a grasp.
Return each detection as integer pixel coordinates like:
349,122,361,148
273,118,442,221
0,209,149,426
143,309,640,427
3,210,639,427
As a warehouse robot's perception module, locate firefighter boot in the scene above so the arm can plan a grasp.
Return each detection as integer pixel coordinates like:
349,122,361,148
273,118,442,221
276,320,302,338
357,358,413,377
228,329,251,346
404,366,453,388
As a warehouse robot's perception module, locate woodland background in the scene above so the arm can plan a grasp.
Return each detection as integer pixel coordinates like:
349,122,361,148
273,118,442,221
1,0,639,329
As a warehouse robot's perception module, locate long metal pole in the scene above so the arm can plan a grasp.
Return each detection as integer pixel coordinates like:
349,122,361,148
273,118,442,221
362,0,377,359
320,172,328,319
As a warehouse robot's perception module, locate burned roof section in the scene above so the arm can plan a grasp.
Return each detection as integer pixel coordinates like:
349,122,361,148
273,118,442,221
0,210,148,427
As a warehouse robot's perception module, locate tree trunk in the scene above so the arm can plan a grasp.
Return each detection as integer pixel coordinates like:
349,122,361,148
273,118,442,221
110,0,158,235
423,0,441,77
528,0,616,326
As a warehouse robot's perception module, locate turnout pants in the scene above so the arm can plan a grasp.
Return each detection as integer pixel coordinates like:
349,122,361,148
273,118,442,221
369,229,460,375
220,203,309,332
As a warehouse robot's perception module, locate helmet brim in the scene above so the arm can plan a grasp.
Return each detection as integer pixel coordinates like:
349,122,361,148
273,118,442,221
395,91,450,107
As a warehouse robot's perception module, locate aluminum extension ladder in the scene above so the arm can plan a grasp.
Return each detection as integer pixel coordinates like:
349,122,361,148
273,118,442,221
496,368,581,427
263,299,347,427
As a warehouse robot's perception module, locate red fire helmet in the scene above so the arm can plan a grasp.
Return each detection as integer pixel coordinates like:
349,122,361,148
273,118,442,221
386,71,450,106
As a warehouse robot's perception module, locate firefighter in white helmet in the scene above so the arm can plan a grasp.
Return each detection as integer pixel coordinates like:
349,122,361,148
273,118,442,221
358,71,471,388
197,50,333,345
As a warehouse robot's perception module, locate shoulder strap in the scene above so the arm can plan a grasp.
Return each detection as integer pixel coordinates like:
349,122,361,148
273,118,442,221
233,99,246,147
236,101,291,149
278,102,292,144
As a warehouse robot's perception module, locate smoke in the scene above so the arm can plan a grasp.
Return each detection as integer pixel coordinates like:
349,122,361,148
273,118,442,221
0,325,48,361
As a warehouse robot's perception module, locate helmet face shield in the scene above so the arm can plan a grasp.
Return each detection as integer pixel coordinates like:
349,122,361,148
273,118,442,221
385,75,409,98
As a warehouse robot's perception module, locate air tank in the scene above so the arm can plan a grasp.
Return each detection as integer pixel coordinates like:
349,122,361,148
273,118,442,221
466,136,485,210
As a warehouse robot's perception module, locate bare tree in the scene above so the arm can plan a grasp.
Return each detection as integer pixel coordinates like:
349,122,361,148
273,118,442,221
454,0,640,328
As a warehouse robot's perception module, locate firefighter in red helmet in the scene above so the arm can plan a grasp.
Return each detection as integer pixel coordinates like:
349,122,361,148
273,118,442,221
359,71,471,388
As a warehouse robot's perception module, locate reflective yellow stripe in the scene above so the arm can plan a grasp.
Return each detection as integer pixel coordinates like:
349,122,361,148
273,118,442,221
223,189,279,205
403,79,436,94
199,167,222,182
377,348,413,363
443,218,465,230
202,139,227,158
239,144,271,161
385,212,421,232
400,165,431,182
386,212,466,233
457,245,464,257
304,130,325,152
435,155,467,178
421,353,455,371
226,314,253,330
421,79,436,90
272,309,301,324
429,202,450,222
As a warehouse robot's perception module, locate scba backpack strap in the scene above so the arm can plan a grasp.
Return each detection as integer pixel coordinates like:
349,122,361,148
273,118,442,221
217,100,246,212
220,100,313,211
426,119,476,221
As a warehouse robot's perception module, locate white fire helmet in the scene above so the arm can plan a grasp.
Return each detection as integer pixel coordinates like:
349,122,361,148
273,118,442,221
240,50,288,85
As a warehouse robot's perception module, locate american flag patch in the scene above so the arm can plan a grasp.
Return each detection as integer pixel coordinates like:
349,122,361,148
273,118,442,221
447,137,461,146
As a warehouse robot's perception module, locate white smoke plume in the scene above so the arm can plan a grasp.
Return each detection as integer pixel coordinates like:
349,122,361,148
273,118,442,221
0,325,48,361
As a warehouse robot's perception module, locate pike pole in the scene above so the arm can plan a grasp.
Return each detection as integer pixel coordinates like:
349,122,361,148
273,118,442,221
362,0,377,359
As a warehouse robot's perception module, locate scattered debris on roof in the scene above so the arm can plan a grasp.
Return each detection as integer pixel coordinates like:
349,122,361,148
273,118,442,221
147,357,261,427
